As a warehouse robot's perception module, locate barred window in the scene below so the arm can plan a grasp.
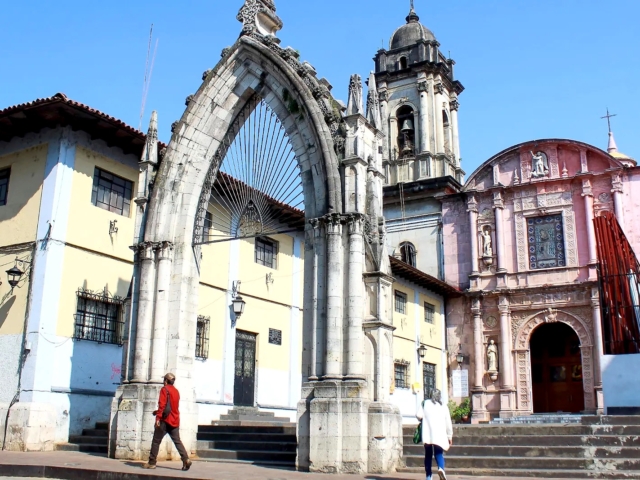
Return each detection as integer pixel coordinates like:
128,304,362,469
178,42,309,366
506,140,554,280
424,302,435,324
394,290,407,314
255,237,278,269
91,167,133,217
203,211,213,241
74,289,125,345
196,316,210,360
394,362,409,389
423,362,436,400
0,168,10,206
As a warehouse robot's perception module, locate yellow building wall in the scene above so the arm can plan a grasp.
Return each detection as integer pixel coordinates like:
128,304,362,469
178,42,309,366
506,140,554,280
0,248,35,335
196,284,228,361
0,144,47,247
65,147,137,262
55,245,133,337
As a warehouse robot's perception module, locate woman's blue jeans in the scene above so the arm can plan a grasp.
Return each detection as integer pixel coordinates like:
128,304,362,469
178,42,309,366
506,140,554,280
424,444,445,477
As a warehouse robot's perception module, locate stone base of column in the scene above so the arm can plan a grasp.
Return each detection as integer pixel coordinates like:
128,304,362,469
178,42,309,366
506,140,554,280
0,402,57,451
498,388,517,418
109,383,197,461
595,385,604,414
470,390,489,424
496,272,507,288
296,380,401,474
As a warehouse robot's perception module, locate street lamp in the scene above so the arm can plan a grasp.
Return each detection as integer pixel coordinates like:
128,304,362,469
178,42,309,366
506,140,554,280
6,265,24,290
456,344,465,366
417,344,427,359
232,294,246,319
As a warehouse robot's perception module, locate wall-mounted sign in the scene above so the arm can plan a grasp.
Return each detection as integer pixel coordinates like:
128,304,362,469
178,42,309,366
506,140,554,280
268,328,282,345
452,369,469,398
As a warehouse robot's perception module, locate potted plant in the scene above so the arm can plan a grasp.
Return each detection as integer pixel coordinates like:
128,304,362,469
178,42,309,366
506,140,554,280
448,398,471,423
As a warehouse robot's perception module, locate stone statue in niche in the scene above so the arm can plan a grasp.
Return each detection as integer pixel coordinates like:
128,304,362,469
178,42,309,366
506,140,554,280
487,339,499,381
481,227,493,266
530,151,549,178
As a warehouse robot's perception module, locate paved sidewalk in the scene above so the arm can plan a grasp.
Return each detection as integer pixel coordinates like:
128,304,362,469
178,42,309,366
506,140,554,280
0,451,569,480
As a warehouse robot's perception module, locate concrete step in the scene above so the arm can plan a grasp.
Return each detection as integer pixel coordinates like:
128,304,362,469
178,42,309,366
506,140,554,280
398,466,640,479
80,428,108,437
404,444,640,459
405,455,640,471
210,420,297,429
197,431,297,443
409,434,640,447
593,415,640,426
196,439,296,452
94,422,109,430
196,447,296,464
403,424,594,436
492,415,584,425
67,435,109,446
218,414,292,423
55,443,108,454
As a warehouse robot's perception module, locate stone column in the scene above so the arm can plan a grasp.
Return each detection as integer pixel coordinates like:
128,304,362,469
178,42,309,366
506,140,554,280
467,196,479,276
346,215,364,379
434,82,445,154
150,241,173,381
132,242,157,382
498,297,515,415
493,192,507,288
612,174,625,230
591,288,605,412
582,179,597,264
418,80,430,153
378,89,389,161
471,297,488,422
450,98,461,164
324,214,344,379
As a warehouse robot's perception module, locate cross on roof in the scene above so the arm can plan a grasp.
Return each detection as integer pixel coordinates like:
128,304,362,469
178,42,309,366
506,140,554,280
410,0,415,11
601,107,617,133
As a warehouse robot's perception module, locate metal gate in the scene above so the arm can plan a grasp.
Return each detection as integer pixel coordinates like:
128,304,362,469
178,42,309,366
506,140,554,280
234,330,257,406
423,362,436,400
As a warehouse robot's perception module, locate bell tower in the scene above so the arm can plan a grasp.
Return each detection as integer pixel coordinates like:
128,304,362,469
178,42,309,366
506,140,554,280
374,2,464,185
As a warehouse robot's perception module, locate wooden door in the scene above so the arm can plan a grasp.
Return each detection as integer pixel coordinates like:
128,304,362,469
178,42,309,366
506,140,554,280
531,322,584,413
234,330,257,406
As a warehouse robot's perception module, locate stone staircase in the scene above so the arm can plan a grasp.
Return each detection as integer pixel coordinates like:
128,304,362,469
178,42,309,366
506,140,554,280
196,408,297,467
55,421,108,454
399,415,640,478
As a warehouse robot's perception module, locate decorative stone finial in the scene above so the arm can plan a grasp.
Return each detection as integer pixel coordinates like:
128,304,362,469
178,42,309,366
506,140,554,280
237,0,283,37
607,131,618,154
346,74,363,116
141,111,158,165
366,72,382,128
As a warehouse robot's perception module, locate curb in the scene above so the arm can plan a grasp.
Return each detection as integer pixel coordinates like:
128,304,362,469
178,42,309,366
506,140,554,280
0,464,210,480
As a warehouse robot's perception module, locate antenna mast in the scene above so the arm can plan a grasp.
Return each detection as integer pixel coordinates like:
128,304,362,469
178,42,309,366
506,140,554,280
139,24,158,130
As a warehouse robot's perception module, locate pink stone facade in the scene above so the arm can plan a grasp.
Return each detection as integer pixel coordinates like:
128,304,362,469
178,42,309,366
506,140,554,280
443,139,639,421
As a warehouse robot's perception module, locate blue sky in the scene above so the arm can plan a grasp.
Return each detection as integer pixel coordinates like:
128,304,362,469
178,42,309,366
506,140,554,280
1,0,638,175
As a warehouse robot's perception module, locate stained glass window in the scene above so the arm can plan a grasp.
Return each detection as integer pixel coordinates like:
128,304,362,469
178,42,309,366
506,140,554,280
527,214,565,269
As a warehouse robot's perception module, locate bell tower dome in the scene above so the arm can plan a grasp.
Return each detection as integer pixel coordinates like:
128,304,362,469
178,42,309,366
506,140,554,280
374,1,464,185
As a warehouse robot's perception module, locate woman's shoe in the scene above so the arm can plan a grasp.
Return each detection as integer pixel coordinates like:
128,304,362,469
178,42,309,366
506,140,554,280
437,467,447,480
182,459,192,471
142,463,156,469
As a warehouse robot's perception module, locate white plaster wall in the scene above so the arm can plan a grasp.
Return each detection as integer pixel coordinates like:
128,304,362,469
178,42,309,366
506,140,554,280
602,353,640,411
0,334,22,403
390,388,419,424
256,367,290,408
194,358,224,404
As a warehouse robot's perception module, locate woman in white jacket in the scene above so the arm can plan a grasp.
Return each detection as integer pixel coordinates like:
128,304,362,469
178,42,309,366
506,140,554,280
416,389,453,480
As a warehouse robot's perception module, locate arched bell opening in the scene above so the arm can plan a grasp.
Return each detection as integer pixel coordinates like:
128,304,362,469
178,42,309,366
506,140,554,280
396,105,415,159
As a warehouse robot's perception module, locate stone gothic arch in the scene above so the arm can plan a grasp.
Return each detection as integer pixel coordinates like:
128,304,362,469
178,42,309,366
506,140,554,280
110,1,401,474
513,309,596,413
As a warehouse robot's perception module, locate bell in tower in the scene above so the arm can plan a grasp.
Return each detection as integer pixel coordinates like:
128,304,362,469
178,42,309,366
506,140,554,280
397,107,415,158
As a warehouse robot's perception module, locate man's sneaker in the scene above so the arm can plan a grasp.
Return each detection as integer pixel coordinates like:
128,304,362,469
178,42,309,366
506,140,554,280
437,467,447,480
182,459,192,471
142,463,156,469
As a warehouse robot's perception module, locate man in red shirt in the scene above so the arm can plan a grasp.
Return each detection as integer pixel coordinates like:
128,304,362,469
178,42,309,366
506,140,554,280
143,373,192,471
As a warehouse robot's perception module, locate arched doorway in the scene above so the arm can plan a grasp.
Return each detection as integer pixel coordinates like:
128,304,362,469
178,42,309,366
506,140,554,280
530,322,584,413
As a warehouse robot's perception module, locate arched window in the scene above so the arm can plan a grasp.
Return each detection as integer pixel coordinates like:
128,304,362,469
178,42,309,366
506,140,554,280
399,57,408,70
400,242,417,267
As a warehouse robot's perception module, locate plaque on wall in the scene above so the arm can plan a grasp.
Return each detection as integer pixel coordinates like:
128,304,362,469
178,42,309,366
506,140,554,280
452,369,469,397
268,328,282,345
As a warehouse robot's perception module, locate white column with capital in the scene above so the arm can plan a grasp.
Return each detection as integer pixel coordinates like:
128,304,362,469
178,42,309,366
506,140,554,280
450,98,461,164
591,288,605,412
132,242,157,382
346,215,364,379
150,241,174,381
612,174,625,231
418,80,430,153
468,196,479,277
434,82,445,154
324,214,344,379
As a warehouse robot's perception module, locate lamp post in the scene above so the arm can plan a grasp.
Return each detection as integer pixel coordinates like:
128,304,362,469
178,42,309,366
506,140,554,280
456,344,465,367
6,265,24,291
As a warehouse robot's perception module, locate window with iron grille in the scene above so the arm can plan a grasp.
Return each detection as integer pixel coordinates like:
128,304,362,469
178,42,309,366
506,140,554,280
196,316,210,360
424,302,435,324
203,211,213,241
423,362,436,400
394,290,407,314
0,168,10,206
255,237,278,269
74,289,125,345
91,167,133,217
394,361,409,389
